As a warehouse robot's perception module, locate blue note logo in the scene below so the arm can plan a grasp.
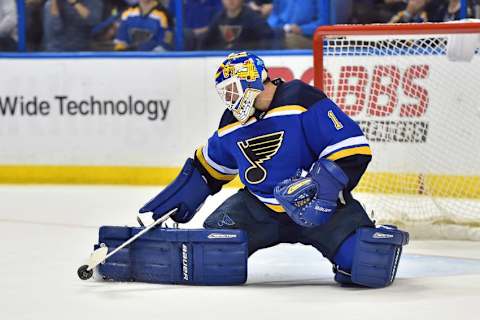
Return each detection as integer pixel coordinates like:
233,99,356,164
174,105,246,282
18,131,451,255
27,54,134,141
237,131,284,184
218,213,235,227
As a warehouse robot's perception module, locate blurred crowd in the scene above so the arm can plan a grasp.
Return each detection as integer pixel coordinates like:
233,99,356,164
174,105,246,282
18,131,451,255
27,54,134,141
0,0,479,52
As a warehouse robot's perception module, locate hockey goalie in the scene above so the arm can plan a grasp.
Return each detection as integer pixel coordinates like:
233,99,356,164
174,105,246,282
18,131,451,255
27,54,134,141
80,52,409,288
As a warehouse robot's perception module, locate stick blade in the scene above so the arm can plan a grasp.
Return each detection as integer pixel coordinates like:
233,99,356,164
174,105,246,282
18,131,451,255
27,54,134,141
87,246,109,270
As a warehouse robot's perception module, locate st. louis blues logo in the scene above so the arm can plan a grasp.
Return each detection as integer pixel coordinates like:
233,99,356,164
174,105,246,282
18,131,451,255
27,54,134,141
237,131,284,184
218,213,235,227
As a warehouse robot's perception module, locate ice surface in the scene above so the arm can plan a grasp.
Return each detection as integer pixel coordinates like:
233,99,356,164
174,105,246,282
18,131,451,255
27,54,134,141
1,185,479,320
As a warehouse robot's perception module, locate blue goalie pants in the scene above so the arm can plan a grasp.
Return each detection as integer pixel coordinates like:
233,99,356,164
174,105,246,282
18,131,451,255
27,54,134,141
203,188,374,261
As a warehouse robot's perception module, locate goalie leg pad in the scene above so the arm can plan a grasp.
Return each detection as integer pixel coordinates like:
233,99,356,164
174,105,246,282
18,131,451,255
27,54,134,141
95,226,248,285
333,225,409,288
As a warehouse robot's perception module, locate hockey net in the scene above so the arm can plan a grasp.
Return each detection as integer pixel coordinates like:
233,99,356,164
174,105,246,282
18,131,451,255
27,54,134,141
314,22,480,240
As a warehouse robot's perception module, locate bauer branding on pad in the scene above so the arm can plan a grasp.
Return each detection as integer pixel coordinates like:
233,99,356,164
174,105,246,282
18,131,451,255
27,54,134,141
94,227,248,285
78,210,248,285
181,243,191,281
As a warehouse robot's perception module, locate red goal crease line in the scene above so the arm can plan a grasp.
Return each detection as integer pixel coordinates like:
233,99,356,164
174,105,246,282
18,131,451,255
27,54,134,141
0,165,478,199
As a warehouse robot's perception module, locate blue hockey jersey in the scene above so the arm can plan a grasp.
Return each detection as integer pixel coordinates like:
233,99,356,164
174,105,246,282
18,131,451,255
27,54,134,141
195,80,371,212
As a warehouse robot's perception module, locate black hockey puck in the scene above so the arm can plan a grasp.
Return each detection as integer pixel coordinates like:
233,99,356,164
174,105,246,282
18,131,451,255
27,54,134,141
77,265,93,280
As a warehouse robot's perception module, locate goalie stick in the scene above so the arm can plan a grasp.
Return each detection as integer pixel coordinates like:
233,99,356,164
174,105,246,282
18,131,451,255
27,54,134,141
77,208,177,280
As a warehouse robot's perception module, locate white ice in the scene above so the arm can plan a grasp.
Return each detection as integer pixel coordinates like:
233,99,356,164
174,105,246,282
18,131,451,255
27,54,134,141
1,185,479,320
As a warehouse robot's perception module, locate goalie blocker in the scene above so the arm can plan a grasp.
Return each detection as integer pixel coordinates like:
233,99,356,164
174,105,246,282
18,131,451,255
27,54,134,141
94,227,248,285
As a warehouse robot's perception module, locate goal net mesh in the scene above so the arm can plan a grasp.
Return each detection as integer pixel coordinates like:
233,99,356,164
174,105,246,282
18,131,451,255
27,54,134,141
315,23,480,239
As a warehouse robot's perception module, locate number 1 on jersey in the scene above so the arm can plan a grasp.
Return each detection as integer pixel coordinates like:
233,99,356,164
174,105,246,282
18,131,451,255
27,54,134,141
328,110,343,130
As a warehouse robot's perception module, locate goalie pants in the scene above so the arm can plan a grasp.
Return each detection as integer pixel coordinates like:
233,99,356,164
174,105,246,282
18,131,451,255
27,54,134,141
204,155,374,260
203,189,374,260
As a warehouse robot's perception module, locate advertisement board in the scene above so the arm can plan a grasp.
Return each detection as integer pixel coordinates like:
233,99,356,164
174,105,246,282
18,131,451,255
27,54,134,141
1,53,478,188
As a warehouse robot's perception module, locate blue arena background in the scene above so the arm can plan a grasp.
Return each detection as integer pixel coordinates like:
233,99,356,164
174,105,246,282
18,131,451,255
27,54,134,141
11,0,472,54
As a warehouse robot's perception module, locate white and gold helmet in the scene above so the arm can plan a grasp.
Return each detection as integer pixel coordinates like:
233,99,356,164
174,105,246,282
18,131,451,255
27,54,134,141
214,52,268,123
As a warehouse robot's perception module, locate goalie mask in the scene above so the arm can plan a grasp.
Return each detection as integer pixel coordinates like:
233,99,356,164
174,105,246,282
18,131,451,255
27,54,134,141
215,52,268,123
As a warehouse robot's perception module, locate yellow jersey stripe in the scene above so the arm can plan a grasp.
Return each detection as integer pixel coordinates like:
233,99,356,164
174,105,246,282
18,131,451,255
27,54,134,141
121,7,139,20
217,117,256,137
265,105,307,115
114,41,128,51
217,106,305,137
263,202,285,213
218,121,240,134
151,10,169,28
195,147,236,181
265,203,286,213
327,146,372,161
